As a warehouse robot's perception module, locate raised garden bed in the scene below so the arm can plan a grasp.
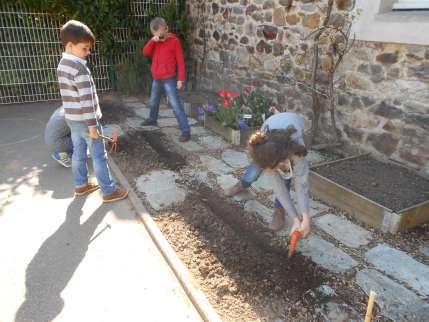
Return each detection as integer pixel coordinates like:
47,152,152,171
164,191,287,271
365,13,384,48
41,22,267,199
204,114,257,146
310,154,429,233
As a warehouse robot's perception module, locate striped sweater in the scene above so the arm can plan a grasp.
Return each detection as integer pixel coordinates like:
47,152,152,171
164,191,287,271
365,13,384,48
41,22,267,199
57,53,102,127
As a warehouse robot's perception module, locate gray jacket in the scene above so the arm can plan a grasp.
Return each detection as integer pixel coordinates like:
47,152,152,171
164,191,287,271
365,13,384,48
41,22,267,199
262,113,310,219
44,106,72,154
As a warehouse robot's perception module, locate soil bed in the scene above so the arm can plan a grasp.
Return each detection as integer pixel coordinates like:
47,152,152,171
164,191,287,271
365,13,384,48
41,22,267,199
111,129,385,321
315,157,429,212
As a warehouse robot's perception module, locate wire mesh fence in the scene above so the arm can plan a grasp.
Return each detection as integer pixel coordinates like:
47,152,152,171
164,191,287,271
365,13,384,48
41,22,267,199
0,1,174,104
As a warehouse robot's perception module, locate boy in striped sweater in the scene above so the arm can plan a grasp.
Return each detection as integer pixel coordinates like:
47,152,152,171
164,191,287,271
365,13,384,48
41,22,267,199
57,20,128,202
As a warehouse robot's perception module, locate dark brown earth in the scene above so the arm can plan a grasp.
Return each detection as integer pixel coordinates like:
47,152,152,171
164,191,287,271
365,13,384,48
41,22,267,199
111,128,389,322
314,157,429,212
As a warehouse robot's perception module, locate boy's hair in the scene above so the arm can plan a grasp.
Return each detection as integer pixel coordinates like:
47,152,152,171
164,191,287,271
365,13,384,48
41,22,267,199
247,127,307,169
60,20,95,46
150,17,168,31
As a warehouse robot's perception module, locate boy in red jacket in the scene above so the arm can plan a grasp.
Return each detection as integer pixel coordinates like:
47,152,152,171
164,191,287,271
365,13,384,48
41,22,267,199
141,17,191,142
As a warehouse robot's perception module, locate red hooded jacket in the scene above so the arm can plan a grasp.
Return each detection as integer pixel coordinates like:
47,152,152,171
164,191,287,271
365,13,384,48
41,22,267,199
142,34,186,81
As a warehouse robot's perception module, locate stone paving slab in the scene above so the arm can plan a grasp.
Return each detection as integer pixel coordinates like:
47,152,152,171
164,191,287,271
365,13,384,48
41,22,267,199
136,170,186,210
252,171,274,192
125,102,146,109
199,155,233,175
173,138,205,153
159,109,175,118
158,118,181,128
103,124,124,138
306,150,327,165
419,245,429,258
365,244,429,297
134,107,150,118
244,200,272,223
161,127,181,137
121,96,140,103
315,302,360,322
125,117,159,131
233,190,255,202
356,268,429,322
197,136,230,151
216,174,237,193
298,235,358,273
189,126,209,136
315,213,372,248
221,149,249,169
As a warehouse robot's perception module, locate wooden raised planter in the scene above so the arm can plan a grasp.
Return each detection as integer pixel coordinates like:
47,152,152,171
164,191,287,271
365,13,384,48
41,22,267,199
204,114,257,146
309,154,429,233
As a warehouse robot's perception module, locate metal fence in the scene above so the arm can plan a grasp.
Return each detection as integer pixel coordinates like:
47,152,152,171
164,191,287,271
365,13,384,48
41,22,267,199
0,1,172,104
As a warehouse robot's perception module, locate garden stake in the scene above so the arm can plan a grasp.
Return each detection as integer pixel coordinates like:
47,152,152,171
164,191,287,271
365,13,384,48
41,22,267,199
364,290,377,322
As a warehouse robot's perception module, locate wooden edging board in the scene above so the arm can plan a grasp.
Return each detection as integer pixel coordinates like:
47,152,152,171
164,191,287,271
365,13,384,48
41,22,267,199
204,115,258,146
108,158,221,322
309,153,429,233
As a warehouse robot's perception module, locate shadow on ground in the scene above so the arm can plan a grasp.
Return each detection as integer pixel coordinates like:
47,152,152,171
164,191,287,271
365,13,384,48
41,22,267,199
15,196,111,322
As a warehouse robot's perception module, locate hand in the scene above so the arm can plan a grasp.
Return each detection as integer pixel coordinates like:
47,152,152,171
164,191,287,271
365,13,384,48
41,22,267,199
289,217,302,237
177,81,183,90
300,215,311,237
152,35,160,42
89,127,100,140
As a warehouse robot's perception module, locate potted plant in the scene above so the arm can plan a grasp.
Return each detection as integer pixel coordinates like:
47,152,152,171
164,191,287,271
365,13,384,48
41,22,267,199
203,86,274,145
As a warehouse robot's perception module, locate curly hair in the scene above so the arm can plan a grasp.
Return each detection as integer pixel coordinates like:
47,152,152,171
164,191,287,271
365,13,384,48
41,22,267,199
247,127,307,169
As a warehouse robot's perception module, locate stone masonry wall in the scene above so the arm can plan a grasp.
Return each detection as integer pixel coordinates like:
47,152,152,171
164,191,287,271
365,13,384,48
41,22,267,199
186,0,429,175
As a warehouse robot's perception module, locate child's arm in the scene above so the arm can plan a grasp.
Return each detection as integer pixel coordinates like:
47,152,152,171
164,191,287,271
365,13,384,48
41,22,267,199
74,67,99,131
175,38,186,82
270,172,299,220
291,156,311,235
143,38,156,57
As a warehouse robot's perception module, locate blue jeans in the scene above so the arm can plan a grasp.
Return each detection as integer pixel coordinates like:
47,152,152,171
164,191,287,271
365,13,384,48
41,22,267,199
69,124,116,195
240,163,263,188
148,77,190,134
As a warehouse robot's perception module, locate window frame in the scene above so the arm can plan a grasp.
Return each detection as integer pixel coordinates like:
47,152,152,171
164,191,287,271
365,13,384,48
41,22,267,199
351,0,429,45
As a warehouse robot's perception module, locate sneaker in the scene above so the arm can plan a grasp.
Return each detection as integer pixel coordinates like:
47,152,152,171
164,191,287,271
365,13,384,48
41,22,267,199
52,152,72,168
75,182,100,196
179,133,191,142
141,119,158,126
270,208,286,231
225,182,247,197
103,187,129,203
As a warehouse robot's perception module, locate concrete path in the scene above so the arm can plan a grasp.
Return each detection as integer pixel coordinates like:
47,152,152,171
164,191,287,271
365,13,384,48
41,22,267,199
0,102,202,322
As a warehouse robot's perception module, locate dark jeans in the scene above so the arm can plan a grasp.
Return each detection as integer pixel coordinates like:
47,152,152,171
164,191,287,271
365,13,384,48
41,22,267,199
147,77,190,134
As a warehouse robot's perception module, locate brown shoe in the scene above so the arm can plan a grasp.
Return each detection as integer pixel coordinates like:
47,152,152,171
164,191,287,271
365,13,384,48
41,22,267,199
75,182,100,196
103,187,129,203
270,208,286,231
225,182,247,197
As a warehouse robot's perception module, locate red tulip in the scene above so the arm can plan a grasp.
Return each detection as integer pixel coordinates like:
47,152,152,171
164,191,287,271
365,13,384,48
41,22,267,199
226,91,238,98
223,100,230,107
218,89,227,97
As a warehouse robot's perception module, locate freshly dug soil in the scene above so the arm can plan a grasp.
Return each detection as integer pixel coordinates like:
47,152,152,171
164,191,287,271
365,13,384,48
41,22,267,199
315,158,429,212
100,100,135,124
111,130,384,321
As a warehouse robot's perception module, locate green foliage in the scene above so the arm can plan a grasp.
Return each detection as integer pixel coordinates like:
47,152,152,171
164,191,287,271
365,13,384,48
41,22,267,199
215,100,242,130
10,0,130,53
235,89,273,127
114,42,152,95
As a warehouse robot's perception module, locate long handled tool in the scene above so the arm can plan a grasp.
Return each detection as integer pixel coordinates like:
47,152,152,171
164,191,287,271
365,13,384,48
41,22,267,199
99,128,119,153
365,290,377,322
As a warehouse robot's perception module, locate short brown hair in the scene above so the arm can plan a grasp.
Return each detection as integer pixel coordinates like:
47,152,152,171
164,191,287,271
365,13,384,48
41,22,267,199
247,127,307,169
60,20,95,46
150,17,168,31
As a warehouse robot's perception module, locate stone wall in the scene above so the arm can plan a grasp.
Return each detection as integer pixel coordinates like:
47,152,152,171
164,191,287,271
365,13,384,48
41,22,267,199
186,0,429,175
